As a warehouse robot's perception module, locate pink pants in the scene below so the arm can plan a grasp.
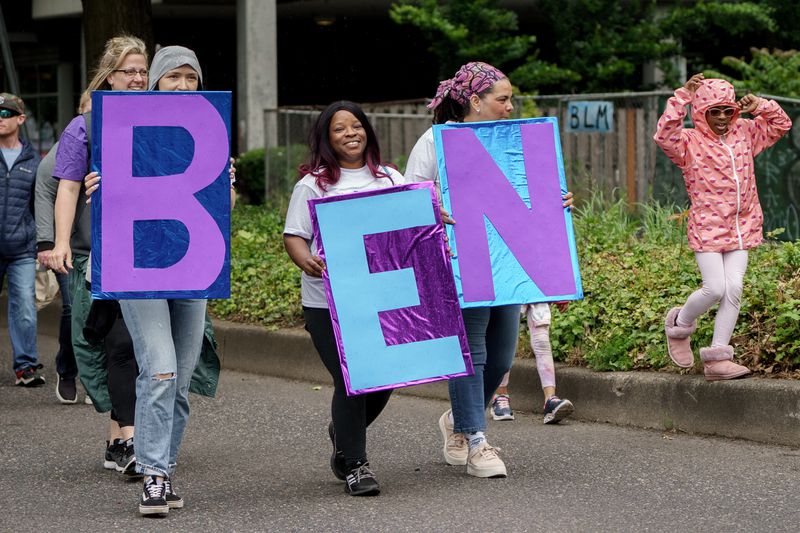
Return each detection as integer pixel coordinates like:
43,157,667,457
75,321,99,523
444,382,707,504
676,250,749,348
499,304,555,390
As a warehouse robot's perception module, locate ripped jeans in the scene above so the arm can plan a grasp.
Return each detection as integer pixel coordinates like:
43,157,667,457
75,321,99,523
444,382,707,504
120,298,207,477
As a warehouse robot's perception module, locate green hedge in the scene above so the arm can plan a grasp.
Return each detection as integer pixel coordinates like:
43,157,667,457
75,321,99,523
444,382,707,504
211,199,800,374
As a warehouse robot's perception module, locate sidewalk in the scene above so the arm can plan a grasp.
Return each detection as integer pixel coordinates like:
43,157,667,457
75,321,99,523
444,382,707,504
32,300,800,447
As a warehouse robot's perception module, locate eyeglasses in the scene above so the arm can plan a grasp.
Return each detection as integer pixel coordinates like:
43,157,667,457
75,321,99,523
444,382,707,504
113,68,149,78
707,107,736,118
0,109,20,119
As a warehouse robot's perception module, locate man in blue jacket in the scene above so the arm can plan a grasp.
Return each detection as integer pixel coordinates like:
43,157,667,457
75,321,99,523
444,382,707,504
0,93,43,386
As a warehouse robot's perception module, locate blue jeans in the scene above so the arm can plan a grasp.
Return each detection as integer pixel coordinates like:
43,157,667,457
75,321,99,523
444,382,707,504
450,305,520,434
1,257,38,371
121,298,207,477
54,272,77,379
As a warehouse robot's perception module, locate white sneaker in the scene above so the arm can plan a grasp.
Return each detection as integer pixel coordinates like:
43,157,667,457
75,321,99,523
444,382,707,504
438,410,468,466
466,442,507,478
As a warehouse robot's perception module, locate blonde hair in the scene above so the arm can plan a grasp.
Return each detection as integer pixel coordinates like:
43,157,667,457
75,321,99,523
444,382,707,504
78,35,148,112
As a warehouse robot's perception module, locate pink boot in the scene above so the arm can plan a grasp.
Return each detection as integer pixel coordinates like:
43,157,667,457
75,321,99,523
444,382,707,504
700,345,751,381
664,307,696,368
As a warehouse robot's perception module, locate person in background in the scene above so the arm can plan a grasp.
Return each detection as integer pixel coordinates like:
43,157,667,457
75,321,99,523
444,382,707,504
490,302,574,424
0,92,43,387
655,73,791,380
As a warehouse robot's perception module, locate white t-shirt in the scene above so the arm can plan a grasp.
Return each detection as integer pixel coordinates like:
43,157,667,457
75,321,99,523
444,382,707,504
283,164,405,308
404,127,439,188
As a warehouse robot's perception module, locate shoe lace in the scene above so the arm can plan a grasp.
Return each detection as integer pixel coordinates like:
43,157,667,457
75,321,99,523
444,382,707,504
348,464,375,484
494,395,511,410
477,443,501,459
447,433,467,449
144,479,164,499
164,478,173,496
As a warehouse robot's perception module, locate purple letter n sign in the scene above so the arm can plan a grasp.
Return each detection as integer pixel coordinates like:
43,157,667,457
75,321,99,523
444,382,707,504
310,183,472,395
433,117,583,307
90,91,231,299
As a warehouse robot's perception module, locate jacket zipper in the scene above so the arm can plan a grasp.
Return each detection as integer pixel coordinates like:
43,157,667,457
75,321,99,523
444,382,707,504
720,139,743,249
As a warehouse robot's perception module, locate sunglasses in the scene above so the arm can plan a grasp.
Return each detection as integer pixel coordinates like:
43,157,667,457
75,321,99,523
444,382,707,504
0,109,21,119
707,107,736,118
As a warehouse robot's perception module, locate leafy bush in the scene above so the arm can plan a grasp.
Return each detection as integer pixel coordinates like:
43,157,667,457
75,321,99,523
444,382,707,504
208,204,302,328
214,197,800,374
549,195,800,374
235,144,309,205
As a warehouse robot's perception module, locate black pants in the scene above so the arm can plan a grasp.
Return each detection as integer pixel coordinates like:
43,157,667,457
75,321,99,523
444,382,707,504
304,307,392,468
105,313,138,428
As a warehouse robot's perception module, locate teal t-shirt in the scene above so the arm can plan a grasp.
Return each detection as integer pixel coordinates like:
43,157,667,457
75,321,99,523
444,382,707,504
1,147,21,169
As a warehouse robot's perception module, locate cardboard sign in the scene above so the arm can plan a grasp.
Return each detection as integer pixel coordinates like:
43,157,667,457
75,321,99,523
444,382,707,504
433,117,583,307
310,182,472,395
90,91,231,299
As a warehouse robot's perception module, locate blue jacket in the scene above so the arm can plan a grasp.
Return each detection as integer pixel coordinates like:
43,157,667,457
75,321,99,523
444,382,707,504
0,139,39,260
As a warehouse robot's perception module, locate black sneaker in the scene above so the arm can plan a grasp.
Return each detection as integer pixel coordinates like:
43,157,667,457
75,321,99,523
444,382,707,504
103,440,122,470
328,422,346,481
15,365,45,387
344,462,380,496
116,438,138,476
139,476,169,516
55,376,78,404
164,477,184,509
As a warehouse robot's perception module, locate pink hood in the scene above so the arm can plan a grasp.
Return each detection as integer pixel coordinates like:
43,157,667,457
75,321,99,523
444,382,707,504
690,78,740,139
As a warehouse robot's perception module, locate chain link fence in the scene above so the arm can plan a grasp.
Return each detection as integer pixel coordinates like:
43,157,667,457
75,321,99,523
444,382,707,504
263,93,800,240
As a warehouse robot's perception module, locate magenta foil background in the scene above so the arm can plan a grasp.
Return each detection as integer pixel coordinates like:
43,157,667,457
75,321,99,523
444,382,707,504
309,182,472,395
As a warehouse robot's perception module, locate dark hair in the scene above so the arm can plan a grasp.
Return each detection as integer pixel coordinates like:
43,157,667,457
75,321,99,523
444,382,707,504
432,85,496,125
299,100,392,190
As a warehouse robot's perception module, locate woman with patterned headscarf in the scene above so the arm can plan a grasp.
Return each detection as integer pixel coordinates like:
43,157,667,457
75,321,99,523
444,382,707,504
405,62,572,479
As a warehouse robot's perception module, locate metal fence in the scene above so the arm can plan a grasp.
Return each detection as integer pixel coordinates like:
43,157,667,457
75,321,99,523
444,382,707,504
264,93,800,240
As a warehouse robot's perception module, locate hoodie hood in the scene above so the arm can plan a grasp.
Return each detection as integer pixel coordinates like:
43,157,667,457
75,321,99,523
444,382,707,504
147,46,204,91
690,78,739,138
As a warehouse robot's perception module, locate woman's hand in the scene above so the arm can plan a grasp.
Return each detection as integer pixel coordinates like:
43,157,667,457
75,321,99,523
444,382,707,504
299,255,326,277
229,157,237,185
84,171,100,204
562,191,574,209
737,94,762,114
440,206,455,225
47,242,72,274
684,73,704,93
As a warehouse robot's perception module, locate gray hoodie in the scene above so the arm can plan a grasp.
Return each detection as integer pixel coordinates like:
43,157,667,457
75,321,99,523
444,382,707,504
148,46,204,90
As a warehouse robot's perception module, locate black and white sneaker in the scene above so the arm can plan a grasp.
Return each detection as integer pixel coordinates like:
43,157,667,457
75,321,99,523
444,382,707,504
103,440,121,470
55,376,78,404
344,462,380,496
139,476,169,516
116,439,138,476
164,477,184,509
543,396,574,424
328,422,346,481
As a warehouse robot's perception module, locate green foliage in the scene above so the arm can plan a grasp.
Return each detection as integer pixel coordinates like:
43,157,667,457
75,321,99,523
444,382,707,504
704,48,800,98
208,204,302,328
389,0,535,79
546,196,800,373
235,148,265,205
235,145,309,205
216,199,800,374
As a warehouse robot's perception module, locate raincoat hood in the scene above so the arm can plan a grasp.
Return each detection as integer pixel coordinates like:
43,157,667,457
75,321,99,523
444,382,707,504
690,78,739,138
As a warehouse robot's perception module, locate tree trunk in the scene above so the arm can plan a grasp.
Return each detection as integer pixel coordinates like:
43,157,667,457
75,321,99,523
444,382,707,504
81,0,154,74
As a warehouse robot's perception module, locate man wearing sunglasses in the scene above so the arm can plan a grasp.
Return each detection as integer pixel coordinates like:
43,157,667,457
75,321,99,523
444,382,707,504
0,93,44,387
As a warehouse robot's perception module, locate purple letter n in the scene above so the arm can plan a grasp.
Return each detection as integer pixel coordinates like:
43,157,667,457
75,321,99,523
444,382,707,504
441,123,575,303
100,94,228,293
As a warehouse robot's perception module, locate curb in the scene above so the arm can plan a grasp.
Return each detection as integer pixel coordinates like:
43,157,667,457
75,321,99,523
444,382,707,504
212,319,800,448
26,301,799,448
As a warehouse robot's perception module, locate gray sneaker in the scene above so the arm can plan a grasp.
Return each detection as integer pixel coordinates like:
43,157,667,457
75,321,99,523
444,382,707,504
466,442,507,478
438,410,468,466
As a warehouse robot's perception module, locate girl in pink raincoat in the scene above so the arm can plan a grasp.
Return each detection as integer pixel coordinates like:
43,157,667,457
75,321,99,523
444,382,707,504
654,73,791,381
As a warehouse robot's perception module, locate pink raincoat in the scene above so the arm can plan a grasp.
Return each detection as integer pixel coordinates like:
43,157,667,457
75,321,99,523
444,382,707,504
654,79,792,252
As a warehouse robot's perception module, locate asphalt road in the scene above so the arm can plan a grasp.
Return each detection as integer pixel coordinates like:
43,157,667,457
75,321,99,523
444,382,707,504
2,333,799,532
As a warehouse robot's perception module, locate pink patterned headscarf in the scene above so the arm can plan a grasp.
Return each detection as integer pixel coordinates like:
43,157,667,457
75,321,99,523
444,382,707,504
428,61,507,109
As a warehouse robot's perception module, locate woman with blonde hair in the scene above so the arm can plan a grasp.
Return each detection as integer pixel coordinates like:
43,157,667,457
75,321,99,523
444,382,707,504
47,35,148,477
